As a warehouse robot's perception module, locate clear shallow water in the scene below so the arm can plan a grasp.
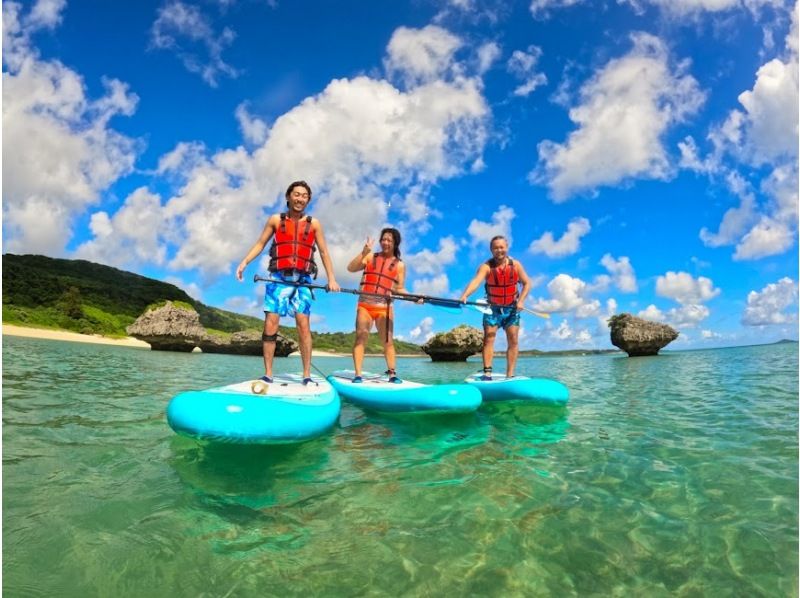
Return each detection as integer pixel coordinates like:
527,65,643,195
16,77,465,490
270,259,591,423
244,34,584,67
3,336,797,597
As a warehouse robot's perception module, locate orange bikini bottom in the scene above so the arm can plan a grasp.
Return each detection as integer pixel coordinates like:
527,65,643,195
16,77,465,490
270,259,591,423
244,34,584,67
357,302,391,320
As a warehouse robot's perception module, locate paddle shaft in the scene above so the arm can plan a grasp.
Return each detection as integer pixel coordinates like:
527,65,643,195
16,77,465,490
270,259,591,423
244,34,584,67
411,295,550,319
253,275,550,318
253,275,413,304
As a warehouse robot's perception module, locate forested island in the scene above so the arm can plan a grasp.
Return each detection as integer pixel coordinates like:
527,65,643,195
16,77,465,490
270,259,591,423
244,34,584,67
2,254,425,355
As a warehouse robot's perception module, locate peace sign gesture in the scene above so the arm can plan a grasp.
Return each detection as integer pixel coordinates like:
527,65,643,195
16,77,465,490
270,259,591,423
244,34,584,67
362,236,374,256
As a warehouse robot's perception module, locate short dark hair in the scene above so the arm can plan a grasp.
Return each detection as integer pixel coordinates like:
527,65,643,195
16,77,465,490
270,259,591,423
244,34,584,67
380,227,402,258
489,235,507,248
285,181,312,204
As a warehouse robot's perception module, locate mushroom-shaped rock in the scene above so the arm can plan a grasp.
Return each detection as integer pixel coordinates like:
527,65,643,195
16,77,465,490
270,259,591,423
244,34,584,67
126,301,206,352
422,325,484,362
199,330,299,357
608,313,678,356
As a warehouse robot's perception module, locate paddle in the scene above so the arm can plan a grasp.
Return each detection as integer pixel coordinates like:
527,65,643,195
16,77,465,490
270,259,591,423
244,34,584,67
399,295,550,319
401,293,491,315
521,307,550,319
253,275,424,306
253,276,551,318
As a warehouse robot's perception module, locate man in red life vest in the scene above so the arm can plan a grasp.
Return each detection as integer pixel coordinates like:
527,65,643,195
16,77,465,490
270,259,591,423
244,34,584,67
346,227,413,383
236,181,340,385
459,235,532,380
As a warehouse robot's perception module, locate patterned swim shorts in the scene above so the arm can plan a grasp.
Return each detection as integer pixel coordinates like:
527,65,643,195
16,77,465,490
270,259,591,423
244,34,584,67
482,305,521,329
264,272,314,317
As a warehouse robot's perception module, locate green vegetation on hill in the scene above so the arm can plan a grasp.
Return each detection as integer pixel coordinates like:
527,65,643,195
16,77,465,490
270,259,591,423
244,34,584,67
3,253,262,336
304,330,422,355
2,253,423,354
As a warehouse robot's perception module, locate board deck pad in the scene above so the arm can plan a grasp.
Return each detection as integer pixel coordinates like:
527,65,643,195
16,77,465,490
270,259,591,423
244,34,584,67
329,370,424,390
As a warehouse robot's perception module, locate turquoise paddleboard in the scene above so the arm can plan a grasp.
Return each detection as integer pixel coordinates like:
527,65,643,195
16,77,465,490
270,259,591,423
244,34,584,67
328,370,482,414
465,373,569,406
167,373,340,443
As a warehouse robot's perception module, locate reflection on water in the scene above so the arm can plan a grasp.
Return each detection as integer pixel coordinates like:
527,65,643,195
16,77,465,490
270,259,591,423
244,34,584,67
3,336,797,596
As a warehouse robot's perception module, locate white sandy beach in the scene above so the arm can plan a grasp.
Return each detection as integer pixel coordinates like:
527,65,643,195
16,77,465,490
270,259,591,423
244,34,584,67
3,324,152,348
2,325,354,356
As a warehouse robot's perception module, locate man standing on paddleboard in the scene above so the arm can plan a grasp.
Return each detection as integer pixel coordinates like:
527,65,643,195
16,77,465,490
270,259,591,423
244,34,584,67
236,180,340,385
346,227,414,384
458,235,532,380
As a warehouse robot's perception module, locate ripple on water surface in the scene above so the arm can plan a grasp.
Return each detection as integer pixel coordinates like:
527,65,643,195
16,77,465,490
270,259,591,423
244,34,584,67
3,336,798,596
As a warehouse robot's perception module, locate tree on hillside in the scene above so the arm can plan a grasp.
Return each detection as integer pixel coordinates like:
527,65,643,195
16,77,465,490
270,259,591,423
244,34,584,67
59,287,84,319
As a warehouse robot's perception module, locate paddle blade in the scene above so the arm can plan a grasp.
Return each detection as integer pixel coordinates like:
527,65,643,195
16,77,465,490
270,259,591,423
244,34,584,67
431,303,464,314
426,297,464,314
470,299,493,315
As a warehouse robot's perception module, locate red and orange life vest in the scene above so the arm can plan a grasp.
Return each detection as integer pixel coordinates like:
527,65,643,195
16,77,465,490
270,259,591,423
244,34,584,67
360,255,399,296
485,258,519,306
268,213,318,275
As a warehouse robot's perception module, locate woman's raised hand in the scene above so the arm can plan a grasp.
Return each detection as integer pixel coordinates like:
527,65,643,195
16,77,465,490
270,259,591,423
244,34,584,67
362,237,374,255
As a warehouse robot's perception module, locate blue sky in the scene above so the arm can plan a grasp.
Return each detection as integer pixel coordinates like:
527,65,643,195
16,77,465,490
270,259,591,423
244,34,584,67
3,0,798,350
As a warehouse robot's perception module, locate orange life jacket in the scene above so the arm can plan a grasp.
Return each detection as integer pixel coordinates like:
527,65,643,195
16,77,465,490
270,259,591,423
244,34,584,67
360,255,399,296
268,213,318,275
485,258,519,306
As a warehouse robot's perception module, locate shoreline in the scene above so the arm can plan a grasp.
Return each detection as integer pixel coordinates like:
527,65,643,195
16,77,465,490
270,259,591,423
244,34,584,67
287,350,423,358
2,325,425,358
3,324,152,348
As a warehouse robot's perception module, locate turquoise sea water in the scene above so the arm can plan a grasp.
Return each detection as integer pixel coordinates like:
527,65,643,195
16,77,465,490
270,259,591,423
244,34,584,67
3,335,798,596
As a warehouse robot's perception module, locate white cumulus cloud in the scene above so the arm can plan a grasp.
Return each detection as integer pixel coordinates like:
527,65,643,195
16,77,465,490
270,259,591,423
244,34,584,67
638,304,666,321
384,25,462,86
656,271,720,304
742,277,799,325
532,32,705,200
665,303,710,328
468,205,516,247
694,2,798,261
530,273,601,317
529,217,590,257
235,102,269,146
406,236,460,276
530,0,584,19
75,188,167,268
600,254,638,292
79,26,492,280
409,316,436,342
476,42,502,74
507,45,547,97
3,1,140,256
412,273,450,296
150,1,238,87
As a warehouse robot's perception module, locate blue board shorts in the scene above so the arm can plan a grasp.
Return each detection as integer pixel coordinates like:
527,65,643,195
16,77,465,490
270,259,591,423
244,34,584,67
483,305,521,329
264,272,314,317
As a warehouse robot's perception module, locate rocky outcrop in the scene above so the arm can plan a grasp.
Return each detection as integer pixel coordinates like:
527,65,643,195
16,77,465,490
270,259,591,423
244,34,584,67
422,325,484,361
126,301,206,352
608,313,678,356
127,301,300,355
199,330,298,357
